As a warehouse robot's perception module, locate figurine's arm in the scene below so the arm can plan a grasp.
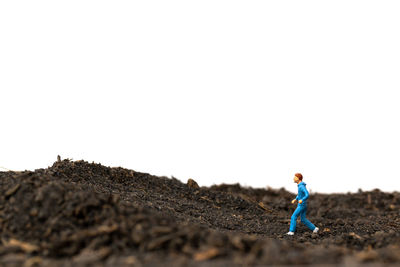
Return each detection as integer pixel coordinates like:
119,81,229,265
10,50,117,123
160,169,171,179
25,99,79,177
291,194,299,204
299,187,309,202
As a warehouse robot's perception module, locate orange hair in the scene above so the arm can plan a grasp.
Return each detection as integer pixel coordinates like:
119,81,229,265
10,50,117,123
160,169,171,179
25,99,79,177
295,173,303,180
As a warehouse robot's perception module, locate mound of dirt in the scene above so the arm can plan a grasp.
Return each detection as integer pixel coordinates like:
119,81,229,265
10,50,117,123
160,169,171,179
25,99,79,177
1,159,400,266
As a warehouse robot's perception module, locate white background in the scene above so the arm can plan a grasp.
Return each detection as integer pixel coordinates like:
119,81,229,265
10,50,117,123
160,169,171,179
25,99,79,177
1,1,399,193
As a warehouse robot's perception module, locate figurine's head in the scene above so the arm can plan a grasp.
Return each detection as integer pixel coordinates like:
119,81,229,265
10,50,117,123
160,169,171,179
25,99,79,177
293,173,303,184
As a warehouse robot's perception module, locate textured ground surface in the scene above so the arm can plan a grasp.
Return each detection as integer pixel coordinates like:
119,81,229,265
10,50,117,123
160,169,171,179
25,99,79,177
1,159,400,266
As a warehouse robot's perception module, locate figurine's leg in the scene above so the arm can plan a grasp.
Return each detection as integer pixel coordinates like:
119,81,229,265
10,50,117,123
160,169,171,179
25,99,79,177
289,206,301,232
300,206,316,231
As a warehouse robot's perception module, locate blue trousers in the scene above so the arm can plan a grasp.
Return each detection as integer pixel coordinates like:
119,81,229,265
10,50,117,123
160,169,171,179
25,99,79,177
289,204,316,232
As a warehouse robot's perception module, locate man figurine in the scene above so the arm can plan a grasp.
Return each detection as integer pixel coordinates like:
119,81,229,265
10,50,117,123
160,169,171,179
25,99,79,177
287,173,319,235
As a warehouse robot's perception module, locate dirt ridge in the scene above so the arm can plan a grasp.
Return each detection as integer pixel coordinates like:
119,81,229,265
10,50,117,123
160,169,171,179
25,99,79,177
1,159,399,266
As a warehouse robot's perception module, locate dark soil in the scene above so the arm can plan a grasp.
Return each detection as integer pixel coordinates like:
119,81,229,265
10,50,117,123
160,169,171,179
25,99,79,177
1,159,400,266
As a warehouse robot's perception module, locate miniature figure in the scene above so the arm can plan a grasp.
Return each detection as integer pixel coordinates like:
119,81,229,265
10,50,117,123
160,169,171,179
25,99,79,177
287,173,319,235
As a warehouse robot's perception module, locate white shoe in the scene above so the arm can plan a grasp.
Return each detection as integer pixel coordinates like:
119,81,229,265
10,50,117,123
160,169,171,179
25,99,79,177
313,227,319,233
287,231,294,235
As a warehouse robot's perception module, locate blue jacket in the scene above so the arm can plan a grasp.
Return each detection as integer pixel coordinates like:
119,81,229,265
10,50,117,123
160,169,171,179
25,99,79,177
295,182,309,205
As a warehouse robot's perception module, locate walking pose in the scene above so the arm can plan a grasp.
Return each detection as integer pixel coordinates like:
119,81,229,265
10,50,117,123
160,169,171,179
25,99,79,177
287,173,319,235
